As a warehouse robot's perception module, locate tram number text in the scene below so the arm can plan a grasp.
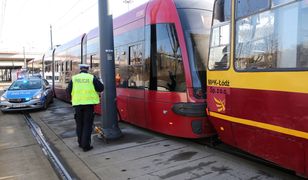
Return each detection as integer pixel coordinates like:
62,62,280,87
208,79,230,87
209,87,228,94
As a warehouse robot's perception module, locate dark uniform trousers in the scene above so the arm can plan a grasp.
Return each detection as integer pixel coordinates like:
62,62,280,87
74,105,95,148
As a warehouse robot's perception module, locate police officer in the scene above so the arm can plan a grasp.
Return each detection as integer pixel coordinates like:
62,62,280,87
66,64,104,152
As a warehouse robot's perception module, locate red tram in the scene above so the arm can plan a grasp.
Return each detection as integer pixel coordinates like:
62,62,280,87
52,0,216,138
53,34,85,101
207,0,308,177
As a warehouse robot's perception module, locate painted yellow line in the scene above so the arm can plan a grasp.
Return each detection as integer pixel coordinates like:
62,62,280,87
209,111,308,140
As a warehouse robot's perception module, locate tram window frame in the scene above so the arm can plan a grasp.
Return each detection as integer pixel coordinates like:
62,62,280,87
236,0,270,19
55,62,59,72
90,55,93,68
127,43,144,89
272,0,295,7
70,60,73,71
234,0,308,72
208,0,231,71
114,26,145,89
144,23,186,92
208,23,231,71
213,0,231,25
65,61,69,71
115,46,129,88
61,62,64,72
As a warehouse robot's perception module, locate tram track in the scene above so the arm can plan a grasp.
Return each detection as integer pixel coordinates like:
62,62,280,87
21,110,299,179
23,112,75,180
195,136,298,178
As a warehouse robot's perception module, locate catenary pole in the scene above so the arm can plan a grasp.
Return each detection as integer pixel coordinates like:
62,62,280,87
51,49,55,94
98,0,122,140
23,46,26,68
42,54,45,78
50,25,53,50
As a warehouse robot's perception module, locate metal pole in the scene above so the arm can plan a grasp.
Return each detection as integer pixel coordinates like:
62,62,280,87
23,46,27,68
42,54,45,78
98,0,122,140
52,49,55,94
50,25,53,50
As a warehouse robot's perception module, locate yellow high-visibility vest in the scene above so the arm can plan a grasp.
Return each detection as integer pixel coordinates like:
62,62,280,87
71,73,99,106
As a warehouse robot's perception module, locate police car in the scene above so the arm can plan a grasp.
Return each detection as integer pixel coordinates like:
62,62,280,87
0,77,54,112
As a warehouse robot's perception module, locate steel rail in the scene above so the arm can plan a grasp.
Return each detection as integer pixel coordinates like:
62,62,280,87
23,113,74,180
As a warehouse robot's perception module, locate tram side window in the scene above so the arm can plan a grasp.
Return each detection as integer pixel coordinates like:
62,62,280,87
70,60,73,71
72,60,80,76
65,61,69,71
115,49,120,87
272,0,294,7
92,55,100,78
209,0,231,70
55,62,59,72
235,1,308,71
45,62,51,73
145,24,186,92
115,47,129,88
236,0,270,19
208,24,230,70
61,62,64,72
128,44,143,89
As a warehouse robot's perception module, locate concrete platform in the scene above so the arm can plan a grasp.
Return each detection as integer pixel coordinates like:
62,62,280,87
28,99,302,180
0,111,58,179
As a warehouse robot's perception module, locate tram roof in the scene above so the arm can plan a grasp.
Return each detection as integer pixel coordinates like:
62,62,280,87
174,0,214,10
86,2,148,41
55,33,86,53
86,27,99,41
113,2,147,29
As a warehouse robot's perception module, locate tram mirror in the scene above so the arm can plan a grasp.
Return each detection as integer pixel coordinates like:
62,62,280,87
214,0,231,23
214,0,225,22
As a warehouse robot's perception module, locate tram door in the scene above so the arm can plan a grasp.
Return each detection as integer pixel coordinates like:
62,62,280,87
143,23,187,133
126,44,146,128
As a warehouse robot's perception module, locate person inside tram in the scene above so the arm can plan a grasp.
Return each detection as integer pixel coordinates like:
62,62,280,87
215,45,229,69
167,71,176,91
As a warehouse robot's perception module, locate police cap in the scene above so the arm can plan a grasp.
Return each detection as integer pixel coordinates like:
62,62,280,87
79,64,90,69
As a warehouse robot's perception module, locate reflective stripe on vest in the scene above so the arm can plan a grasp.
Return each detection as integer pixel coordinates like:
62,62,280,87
71,73,99,106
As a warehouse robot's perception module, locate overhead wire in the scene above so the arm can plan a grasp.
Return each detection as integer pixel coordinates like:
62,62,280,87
53,0,97,32
51,0,83,25
52,0,140,32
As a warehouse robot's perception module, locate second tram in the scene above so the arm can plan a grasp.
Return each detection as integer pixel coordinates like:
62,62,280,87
207,0,308,176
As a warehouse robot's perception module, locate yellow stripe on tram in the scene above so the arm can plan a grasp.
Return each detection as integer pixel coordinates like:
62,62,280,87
207,70,308,94
209,111,308,140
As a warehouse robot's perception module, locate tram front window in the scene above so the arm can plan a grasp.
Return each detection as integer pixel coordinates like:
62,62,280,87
178,9,212,98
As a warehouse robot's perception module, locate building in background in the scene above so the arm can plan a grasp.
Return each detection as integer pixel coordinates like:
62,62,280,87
0,51,41,82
